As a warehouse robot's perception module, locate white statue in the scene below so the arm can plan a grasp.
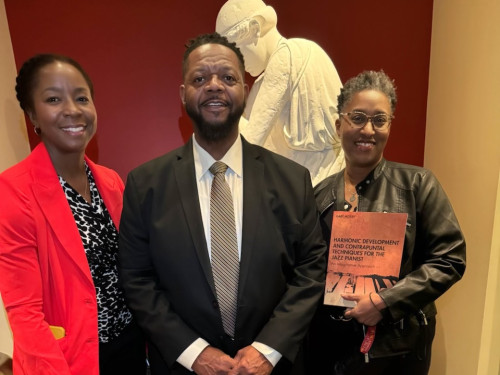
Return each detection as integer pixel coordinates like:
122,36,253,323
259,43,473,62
216,0,345,185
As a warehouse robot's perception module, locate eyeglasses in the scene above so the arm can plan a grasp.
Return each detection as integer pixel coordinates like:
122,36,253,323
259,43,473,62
340,111,393,131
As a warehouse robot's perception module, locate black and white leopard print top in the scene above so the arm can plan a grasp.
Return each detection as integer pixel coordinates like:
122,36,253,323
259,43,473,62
59,164,132,343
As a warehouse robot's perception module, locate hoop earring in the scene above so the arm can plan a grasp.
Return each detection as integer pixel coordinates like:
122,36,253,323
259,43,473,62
33,126,41,135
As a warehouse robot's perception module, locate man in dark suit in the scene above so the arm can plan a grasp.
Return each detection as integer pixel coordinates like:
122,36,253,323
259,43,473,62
119,32,326,375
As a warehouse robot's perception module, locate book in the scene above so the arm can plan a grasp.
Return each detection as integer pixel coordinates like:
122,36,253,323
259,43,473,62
324,211,407,307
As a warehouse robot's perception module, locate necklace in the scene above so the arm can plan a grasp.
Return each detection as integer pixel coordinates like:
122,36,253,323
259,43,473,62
344,172,358,203
348,189,358,202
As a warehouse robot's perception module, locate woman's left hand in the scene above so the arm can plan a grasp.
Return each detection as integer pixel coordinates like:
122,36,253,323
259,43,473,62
342,293,386,326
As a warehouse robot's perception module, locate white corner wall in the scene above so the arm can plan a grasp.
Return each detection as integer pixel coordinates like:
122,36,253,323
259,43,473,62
0,0,30,356
426,1,500,374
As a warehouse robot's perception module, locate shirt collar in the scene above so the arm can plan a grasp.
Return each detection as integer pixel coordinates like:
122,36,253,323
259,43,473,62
192,134,243,180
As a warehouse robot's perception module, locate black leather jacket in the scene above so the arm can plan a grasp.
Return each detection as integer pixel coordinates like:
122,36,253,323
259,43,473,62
313,159,466,358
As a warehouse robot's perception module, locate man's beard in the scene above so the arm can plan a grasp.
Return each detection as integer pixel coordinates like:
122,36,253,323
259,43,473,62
185,101,245,142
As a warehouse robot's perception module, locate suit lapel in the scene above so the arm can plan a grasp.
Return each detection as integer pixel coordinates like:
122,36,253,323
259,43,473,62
30,144,94,286
239,140,265,292
173,140,216,293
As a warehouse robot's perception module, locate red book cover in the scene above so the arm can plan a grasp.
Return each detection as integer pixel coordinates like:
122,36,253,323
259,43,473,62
324,211,408,307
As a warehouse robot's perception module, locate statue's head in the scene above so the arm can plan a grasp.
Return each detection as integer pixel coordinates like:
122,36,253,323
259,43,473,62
216,0,278,77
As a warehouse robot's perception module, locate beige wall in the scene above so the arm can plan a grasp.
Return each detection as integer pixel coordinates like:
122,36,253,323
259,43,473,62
426,0,500,374
478,174,500,374
0,0,30,356
0,2,29,171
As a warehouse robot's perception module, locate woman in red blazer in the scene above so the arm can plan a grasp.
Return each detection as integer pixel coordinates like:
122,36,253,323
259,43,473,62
0,54,146,375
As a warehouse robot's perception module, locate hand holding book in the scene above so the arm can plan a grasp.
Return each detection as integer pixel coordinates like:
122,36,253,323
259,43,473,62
343,293,384,326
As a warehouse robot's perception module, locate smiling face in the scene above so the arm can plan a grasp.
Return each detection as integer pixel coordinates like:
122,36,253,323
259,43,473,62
336,89,392,172
180,43,248,143
29,61,96,158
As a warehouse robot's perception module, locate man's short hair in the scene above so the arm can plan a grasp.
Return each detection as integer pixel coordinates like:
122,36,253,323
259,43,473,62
182,32,246,78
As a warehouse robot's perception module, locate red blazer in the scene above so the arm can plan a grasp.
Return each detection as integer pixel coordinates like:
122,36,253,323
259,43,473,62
0,143,124,375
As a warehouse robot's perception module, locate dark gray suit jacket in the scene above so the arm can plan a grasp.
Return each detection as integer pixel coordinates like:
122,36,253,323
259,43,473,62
119,137,326,374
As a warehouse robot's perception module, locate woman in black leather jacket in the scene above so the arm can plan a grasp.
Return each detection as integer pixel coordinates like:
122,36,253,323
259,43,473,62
304,70,466,375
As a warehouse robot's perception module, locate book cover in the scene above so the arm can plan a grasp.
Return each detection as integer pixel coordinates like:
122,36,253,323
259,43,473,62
324,211,408,307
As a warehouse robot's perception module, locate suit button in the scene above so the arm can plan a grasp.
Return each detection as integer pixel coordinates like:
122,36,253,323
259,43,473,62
84,298,92,304
212,300,219,308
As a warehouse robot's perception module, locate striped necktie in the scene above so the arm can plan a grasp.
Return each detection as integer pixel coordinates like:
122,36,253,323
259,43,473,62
209,161,239,337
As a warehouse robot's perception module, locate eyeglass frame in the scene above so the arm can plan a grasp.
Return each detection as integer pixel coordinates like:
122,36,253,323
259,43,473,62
340,111,394,131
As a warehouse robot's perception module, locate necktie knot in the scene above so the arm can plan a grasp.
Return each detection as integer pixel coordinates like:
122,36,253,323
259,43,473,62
210,161,228,176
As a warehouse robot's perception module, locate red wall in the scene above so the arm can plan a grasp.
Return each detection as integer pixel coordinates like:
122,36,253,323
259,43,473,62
5,0,433,180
